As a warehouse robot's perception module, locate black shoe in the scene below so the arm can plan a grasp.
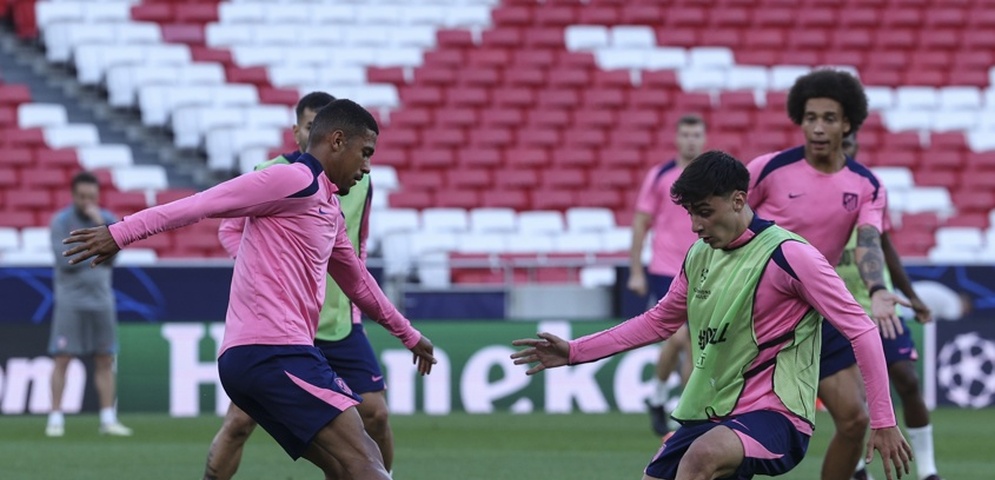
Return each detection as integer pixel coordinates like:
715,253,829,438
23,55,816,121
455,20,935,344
852,468,870,480
645,399,670,436
923,475,943,480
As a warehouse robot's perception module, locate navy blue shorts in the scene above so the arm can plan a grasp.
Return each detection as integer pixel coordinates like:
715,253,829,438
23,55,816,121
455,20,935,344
645,411,810,480
882,317,918,365
819,321,857,380
648,274,675,302
218,345,363,459
316,322,386,395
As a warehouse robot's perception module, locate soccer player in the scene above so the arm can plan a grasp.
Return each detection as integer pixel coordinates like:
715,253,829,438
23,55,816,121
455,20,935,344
203,92,396,479
628,114,706,436
746,69,909,480
512,151,912,480
63,99,435,480
839,133,943,480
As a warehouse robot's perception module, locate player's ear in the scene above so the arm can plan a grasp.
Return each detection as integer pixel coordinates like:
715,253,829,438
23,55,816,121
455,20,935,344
328,130,346,151
733,191,747,212
842,117,852,136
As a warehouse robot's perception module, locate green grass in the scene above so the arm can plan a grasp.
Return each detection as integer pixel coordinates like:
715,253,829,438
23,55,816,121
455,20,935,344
0,408,987,479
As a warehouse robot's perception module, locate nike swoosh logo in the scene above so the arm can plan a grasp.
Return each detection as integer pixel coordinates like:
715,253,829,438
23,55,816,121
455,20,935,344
788,193,804,199
318,208,330,215
371,375,384,382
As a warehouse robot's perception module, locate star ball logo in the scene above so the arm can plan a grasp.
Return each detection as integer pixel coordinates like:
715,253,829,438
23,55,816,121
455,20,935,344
694,268,711,300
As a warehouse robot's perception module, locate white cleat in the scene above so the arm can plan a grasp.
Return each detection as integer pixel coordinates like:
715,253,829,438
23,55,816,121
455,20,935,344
45,424,64,437
99,422,133,436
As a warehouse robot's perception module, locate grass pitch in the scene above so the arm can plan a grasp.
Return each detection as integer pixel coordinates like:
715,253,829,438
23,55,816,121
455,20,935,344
0,408,987,479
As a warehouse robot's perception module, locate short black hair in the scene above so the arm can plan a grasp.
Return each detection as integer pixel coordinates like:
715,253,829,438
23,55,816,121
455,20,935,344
307,99,380,149
72,171,99,191
671,151,749,206
296,91,336,122
676,114,706,131
787,69,868,135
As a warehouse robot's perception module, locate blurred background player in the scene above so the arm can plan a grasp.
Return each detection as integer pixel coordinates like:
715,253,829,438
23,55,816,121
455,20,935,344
46,171,132,437
627,114,706,436
204,92,395,479
63,100,436,480
513,151,911,480
838,132,943,480
746,69,909,480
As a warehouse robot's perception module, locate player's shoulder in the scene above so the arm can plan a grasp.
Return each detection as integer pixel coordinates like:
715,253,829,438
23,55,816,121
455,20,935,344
254,155,293,171
49,206,72,225
842,157,882,188
748,146,806,186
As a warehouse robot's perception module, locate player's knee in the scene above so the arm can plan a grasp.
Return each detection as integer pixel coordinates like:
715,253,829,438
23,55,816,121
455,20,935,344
836,408,869,439
889,363,921,399
680,441,724,476
221,413,256,440
361,403,390,436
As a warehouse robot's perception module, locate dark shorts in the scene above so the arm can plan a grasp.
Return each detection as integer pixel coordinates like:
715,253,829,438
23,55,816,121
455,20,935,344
316,322,386,395
819,321,857,380
218,345,362,459
645,411,810,480
882,317,918,365
48,305,117,356
648,274,675,302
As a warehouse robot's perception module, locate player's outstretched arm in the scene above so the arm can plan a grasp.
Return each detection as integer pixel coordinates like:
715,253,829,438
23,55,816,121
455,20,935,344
62,225,119,267
865,426,913,480
855,225,910,339
511,332,570,375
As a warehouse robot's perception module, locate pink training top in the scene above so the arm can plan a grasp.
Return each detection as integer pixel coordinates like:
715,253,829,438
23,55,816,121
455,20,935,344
108,154,421,354
567,217,896,435
217,178,373,326
635,160,698,277
747,146,886,266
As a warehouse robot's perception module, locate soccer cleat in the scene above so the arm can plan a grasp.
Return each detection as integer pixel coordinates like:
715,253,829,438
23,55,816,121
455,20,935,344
922,475,943,480
99,422,133,436
645,399,670,436
852,468,874,480
45,424,64,437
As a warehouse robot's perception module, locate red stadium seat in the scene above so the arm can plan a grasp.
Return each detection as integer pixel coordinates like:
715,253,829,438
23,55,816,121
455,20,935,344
527,109,570,128
496,169,537,189
446,169,492,189
540,168,586,189
504,147,549,168
531,190,576,211
0,210,37,228
389,191,434,209
435,190,482,209
481,190,529,210
458,147,502,168
399,171,443,190
409,148,455,169
551,147,596,168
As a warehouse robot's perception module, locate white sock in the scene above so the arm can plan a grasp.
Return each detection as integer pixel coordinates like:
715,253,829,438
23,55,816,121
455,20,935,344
48,411,64,427
855,458,866,472
907,425,937,479
648,378,669,406
99,407,117,425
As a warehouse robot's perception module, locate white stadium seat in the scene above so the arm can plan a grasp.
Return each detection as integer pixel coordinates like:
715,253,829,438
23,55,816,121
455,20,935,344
421,208,470,233
369,165,399,192
518,211,565,235
43,124,99,148
20,227,52,252
0,227,20,252
565,25,609,51
112,165,169,192
469,208,517,233
78,145,134,170
565,207,616,232
18,104,67,128
610,26,656,49
769,66,811,91
895,86,939,110
688,47,734,68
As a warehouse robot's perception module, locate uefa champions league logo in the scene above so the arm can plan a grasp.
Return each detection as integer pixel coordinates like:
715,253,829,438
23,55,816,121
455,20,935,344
937,333,995,408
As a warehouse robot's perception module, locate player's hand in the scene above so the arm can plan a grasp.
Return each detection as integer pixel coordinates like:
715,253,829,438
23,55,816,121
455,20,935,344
627,269,648,296
865,426,913,480
409,336,436,376
63,225,120,267
511,332,570,375
910,297,933,324
871,289,911,340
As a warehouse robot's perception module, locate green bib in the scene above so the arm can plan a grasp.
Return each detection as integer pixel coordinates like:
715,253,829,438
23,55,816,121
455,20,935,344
675,225,822,425
835,229,897,317
255,156,371,341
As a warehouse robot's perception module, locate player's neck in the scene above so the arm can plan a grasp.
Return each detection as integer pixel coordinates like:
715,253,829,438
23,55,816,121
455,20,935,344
803,148,846,174
676,155,694,168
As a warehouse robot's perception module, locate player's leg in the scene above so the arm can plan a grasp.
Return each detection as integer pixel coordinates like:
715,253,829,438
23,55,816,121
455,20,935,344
646,274,678,436
883,320,940,480
819,364,869,480
90,309,130,435
318,326,394,471
47,304,81,437
304,408,389,480
203,403,259,480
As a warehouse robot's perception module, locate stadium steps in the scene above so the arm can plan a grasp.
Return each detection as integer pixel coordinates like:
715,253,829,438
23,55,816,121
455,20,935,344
0,23,215,189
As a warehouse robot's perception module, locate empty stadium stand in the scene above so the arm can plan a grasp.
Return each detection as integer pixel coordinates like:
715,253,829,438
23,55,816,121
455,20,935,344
4,0,995,280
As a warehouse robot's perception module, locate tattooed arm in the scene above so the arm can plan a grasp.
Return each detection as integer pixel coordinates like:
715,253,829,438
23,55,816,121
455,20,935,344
882,232,932,324
856,225,911,339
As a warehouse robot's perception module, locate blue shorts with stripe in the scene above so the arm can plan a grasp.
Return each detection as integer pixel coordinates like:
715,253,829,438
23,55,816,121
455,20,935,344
316,322,386,395
819,321,857,380
648,274,675,302
645,411,810,480
218,344,363,459
820,317,918,380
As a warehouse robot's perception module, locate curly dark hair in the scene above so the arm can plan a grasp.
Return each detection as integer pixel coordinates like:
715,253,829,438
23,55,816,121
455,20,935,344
786,69,868,135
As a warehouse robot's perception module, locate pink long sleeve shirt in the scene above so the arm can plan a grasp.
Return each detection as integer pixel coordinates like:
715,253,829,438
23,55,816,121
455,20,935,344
108,154,421,354
567,218,897,434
